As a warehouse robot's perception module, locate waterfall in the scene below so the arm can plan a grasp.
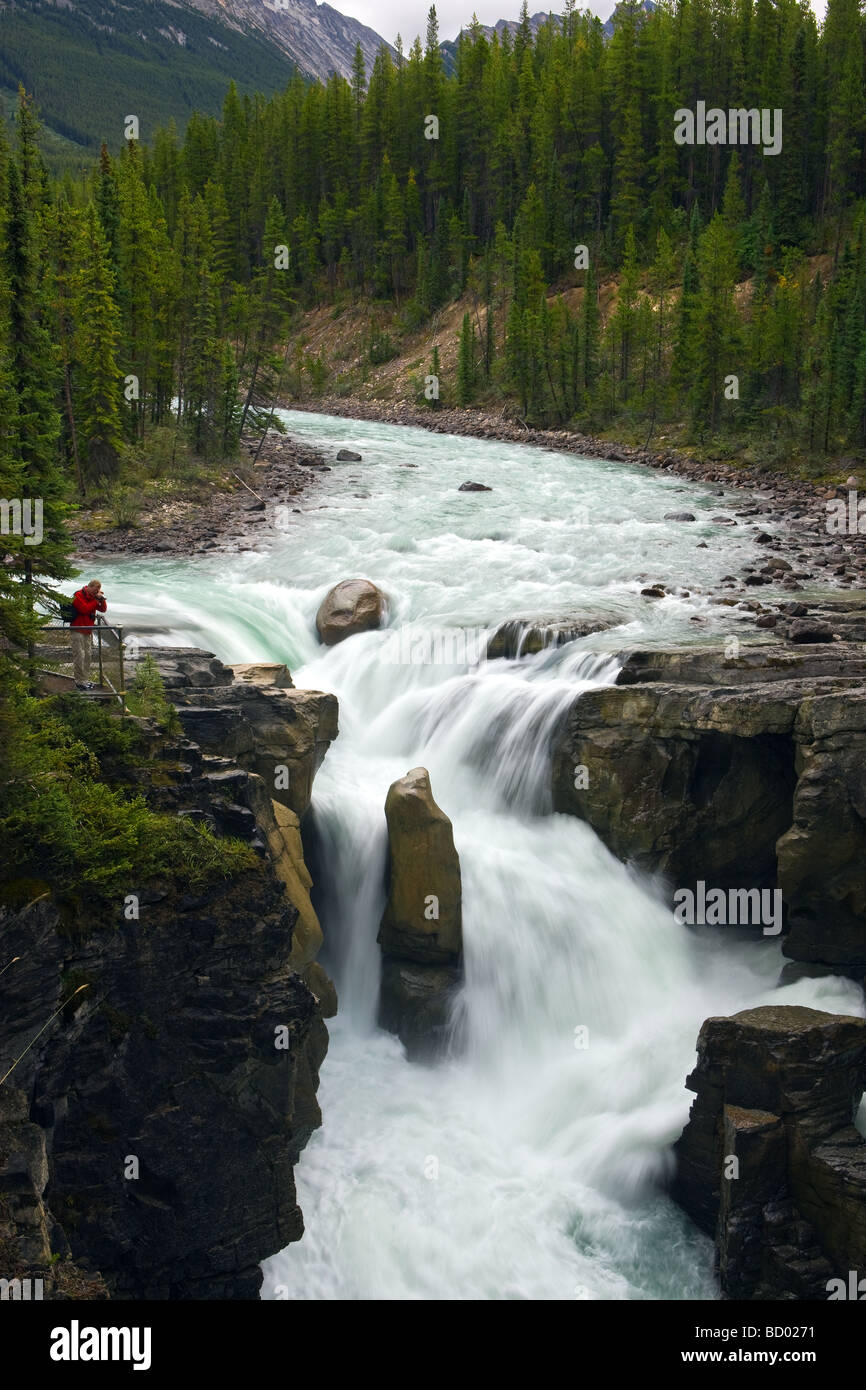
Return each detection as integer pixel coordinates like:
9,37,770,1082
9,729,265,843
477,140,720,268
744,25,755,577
88,409,864,1300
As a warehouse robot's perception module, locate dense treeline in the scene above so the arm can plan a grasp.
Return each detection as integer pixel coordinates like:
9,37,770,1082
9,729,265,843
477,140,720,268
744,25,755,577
118,0,865,457
0,94,257,902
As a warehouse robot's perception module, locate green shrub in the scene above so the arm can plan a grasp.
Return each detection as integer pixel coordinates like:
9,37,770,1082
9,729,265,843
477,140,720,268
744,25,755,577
42,693,142,762
368,329,398,365
0,686,256,909
105,483,140,530
126,653,181,733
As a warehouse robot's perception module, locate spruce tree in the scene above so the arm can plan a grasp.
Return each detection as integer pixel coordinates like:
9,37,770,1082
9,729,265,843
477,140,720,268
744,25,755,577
75,204,123,480
457,312,476,405
4,95,71,627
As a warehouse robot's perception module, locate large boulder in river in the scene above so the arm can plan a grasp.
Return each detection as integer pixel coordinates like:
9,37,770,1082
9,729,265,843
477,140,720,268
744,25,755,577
315,578,387,646
671,1006,866,1298
377,768,463,1060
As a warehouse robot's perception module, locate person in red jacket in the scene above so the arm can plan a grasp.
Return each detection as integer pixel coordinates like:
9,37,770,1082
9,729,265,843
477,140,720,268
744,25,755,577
70,579,107,688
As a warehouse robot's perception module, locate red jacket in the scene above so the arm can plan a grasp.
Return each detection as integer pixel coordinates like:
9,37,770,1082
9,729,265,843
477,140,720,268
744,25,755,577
71,588,107,629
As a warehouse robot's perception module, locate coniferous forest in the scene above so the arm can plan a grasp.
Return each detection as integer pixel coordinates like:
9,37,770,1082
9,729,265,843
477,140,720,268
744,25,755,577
1,0,865,534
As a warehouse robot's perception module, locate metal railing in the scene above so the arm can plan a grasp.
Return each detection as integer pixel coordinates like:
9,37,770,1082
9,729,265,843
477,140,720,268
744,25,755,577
36,615,127,712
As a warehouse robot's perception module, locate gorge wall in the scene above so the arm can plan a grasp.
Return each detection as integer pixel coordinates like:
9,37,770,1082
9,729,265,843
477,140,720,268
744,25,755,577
548,607,866,1297
552,616,866,971
0,652,337,1299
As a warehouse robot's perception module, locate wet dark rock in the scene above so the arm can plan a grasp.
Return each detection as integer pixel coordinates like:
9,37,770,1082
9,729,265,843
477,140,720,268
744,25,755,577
671,1006,866,1299
664,511,696,521
0,658,337,1297
379,961,462,1064
486,613,614,659
458,481,492,492
336,448,362,461
778,687,866,966
788,618,834,644
554,634,866,968
0,1088,108,1300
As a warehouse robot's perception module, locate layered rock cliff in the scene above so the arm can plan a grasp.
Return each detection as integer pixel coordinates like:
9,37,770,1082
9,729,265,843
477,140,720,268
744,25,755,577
672,1006,866,1299
552,619,866,969
0,650,337,1299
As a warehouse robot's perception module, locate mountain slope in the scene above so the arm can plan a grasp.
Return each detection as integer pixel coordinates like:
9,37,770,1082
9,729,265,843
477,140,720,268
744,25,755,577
185,0,392,83
0,0,298,151
439,1,658,73
0,0,391,155
440,11,553,73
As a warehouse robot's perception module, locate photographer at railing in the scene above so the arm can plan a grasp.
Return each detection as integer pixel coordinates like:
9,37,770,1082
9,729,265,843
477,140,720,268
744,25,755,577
69,579,107,689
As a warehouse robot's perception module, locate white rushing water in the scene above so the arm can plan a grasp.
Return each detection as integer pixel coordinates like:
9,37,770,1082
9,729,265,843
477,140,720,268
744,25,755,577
92,411,864,1300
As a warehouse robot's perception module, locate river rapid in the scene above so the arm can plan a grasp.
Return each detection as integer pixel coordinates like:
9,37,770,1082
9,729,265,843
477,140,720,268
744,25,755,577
91,410,864,1300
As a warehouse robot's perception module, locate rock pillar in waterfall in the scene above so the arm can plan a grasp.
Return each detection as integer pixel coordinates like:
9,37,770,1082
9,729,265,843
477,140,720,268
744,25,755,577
377,767,463,1060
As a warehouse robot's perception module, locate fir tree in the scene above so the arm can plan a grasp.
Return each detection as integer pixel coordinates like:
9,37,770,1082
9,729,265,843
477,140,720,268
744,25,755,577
75,204,123,479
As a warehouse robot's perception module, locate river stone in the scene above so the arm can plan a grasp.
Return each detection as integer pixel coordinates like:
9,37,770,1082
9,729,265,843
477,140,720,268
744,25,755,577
788,618,834,643
664,511,696,521
762,556,792,573
336,449,362,461
315,578,387,646
458,481,492,492
671,1006,866,1298
378,768,462,965
486,613,614,660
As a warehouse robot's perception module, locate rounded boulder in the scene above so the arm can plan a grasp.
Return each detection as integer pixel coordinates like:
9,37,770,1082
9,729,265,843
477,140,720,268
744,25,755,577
315,578,387,646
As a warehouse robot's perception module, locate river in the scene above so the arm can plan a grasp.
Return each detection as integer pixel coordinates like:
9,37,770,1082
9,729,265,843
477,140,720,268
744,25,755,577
92,410,864,1300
